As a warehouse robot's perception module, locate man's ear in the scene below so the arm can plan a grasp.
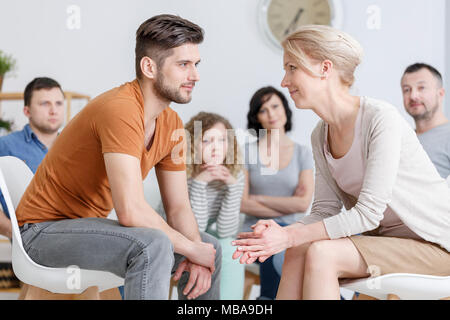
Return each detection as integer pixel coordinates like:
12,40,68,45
140,56,157,79
23,105,31,118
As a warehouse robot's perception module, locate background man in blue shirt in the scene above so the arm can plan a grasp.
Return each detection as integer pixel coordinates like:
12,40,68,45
0,77,65,239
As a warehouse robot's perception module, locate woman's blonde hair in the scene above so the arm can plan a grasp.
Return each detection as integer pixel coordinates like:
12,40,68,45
184,112,242,179
282,24,364,87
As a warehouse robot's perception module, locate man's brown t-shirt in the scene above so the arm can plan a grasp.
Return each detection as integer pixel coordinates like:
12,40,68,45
17,80,186,226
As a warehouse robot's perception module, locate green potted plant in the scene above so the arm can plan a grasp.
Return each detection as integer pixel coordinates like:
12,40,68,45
0,50,16,135
0,117,13,136
0,50,16,91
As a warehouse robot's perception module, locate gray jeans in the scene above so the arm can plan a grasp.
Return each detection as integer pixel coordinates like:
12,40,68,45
20,217,221,300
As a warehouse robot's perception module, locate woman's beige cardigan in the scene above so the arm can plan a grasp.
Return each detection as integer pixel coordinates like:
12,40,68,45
300,96,450,252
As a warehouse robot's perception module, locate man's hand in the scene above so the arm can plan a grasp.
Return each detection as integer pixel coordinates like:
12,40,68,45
173,259,212,300
187,241,216,273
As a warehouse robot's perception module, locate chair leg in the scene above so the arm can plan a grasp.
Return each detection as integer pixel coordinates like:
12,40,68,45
21,284,101,300
72,286,100,300
169,278,178,300
99,287,122,300
387,294,400,300
22,285,67,300
18,283,29,300
243,270,260,300
352,293,378,300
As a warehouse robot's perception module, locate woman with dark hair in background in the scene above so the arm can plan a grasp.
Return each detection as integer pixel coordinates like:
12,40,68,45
240,86,314,299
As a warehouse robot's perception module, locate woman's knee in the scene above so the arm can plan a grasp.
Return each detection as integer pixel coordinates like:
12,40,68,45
284,242,311,264
304,240,338,273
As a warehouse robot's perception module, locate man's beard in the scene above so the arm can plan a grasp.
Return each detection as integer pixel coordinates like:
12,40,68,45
30,118,61,135
408,101,439,122
154,73,193,104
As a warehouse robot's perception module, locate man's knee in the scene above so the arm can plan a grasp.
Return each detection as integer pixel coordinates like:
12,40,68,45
147,229,173,252
138,229,174,268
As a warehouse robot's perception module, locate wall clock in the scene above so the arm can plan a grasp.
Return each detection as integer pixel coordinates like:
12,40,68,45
258,0,343,50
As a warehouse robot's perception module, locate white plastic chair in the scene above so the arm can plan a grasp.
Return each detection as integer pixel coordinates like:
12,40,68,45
340,273,450,300
340,176,450,300
0,156,124,298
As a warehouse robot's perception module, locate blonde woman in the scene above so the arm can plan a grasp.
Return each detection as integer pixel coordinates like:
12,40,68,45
232,25,450,300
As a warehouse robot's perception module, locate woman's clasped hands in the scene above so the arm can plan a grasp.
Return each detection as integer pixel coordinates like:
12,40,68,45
231,219,291,264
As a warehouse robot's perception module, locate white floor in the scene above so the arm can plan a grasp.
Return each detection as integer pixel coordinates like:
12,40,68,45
0,286,354,300
340,287,355,300
170,284,261,300
0,291,20,300
170,284,354,300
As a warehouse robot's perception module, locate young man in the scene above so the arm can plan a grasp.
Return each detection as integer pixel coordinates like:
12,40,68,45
401,63,450,179
0,77,65,239
16,14,221,300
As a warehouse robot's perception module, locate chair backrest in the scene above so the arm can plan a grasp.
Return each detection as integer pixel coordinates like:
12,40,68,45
0,156,34,248
0,156,125,293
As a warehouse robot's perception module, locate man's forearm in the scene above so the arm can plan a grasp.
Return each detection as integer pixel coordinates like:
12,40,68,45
119,201,197,258
166,206,202,242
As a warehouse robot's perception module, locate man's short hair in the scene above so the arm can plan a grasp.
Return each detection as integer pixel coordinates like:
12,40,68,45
24,77,63,106
135,14,204,79
403,63,443,87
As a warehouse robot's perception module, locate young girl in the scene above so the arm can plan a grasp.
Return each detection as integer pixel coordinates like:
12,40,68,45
232,25,450,300
185,112,245,299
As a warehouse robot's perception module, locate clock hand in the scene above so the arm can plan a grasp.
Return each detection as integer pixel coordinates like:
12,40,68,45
284,8,304,36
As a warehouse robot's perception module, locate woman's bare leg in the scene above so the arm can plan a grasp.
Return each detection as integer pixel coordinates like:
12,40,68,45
303,238,369,300
276,242,312,300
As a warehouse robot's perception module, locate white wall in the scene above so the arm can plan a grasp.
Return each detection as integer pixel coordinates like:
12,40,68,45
446,0,450,118
0,0,446,145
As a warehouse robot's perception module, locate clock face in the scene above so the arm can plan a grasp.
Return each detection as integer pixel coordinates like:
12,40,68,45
262,0,334,48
